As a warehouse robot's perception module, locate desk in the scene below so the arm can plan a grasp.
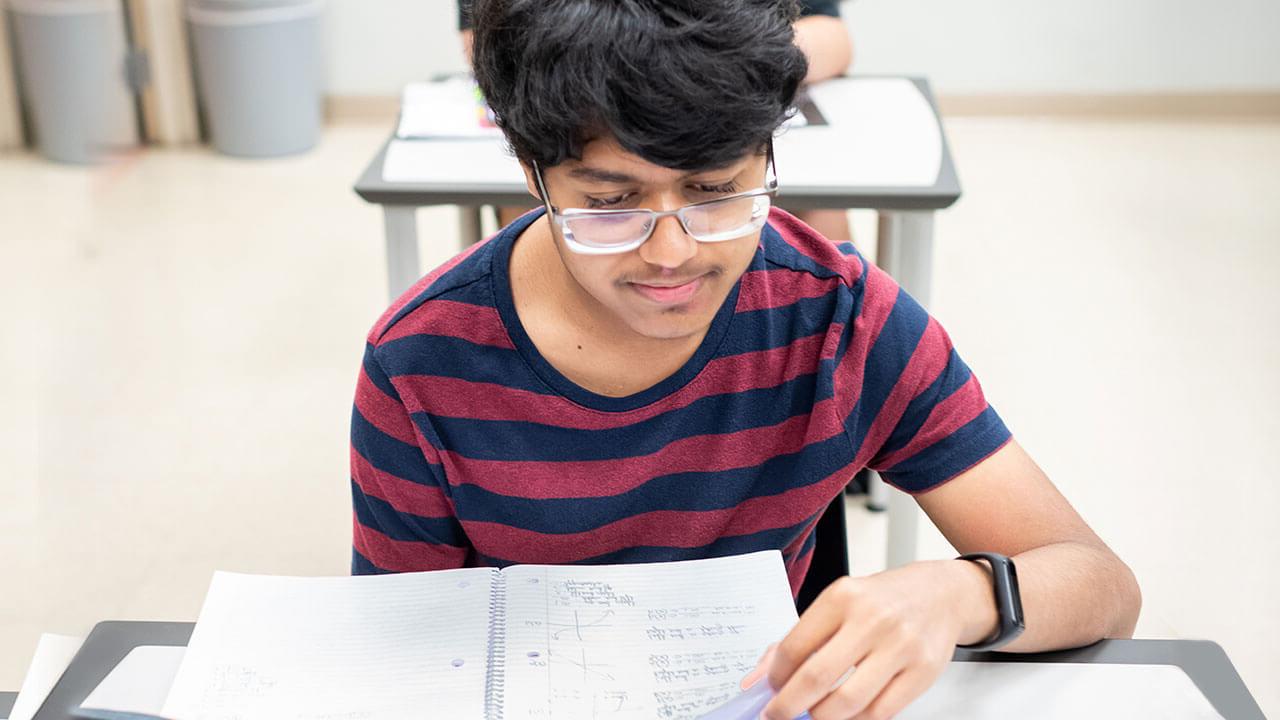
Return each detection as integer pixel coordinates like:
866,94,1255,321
353,76,962,570
26,622,1265,720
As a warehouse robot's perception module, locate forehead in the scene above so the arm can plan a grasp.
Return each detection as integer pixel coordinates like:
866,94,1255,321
562,136,754,185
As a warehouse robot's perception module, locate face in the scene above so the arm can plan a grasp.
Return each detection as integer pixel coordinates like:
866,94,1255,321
525,137,768,342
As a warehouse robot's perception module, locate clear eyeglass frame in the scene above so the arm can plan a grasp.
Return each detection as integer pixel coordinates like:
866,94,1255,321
531,142,780,256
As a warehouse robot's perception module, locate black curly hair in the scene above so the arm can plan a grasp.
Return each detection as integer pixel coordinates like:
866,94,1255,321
470,0,808,171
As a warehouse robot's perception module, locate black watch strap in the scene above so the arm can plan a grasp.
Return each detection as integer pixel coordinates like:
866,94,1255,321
956,552,1025,651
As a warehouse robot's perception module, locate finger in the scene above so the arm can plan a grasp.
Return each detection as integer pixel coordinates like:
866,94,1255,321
765,584,852,691
763,623,872,720
801,648,904,720
851,664,939,720
740,643,777,690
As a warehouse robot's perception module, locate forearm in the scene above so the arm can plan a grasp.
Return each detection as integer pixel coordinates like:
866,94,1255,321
792,15,853,84
950,541,1142,652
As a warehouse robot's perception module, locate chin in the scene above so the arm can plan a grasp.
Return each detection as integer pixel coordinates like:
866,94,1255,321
626,311,712,341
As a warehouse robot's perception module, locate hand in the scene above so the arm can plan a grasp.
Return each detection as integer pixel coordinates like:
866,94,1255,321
740,560,997,720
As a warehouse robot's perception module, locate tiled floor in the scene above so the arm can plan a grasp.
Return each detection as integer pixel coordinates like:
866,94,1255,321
1,116,1277,715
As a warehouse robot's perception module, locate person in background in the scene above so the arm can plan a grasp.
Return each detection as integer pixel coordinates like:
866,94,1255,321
458,0,856,243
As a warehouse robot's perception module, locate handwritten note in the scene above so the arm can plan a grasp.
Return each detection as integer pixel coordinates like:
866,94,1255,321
500,551,797,720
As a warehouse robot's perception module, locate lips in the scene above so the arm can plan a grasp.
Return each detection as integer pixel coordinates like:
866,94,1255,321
630,276,704,305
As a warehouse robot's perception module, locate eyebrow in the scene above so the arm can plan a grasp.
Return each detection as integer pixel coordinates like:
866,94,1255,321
565,161,747,185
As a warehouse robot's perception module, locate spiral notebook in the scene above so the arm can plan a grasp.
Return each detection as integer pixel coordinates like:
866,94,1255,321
86,551,797,720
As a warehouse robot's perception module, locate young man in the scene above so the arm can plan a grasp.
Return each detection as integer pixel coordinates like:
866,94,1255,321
352,2,1141,718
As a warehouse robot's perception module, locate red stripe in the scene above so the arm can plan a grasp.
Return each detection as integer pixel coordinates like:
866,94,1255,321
787,543,816,599
379,300,514,349
834,263,902,420
855,317,952,468
736,268,839,313
368,237,494,341
873,375,990,470
460,462,853,563
392,332,833,431
766,208,863,286
354,365,419,446
442,401,845,499
351,447,456,520
352,517,469,572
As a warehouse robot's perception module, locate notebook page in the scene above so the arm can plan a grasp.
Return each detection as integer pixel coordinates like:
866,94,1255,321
501,551,797,720
160,568,495,720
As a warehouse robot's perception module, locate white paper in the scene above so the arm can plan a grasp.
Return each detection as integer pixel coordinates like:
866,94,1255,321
8,633,85,720
159,567,496,720
774,77,944,188
900,661,1223,719
501,551,798,720
396,77,504,140
382,138,526,186
79,645,187,717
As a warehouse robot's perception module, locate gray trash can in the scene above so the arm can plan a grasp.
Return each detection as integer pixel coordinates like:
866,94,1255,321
9,0,139,164
187,0,323,157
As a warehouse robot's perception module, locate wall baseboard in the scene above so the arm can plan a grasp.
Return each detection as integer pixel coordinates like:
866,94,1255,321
324,91,1280,127
936,92,1280,119
324,95,402,124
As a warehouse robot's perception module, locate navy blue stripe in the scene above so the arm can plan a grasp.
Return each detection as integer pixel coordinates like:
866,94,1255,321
879,406,1011,493
761,226,843,280
720,292,843,358
362,343,402,400
474,512,823,567
352,478,469,546
844,287,930,453
419,371,828,461
351,406,447,488
448,434,850,531
352,547,392,575
875,349,973,459
376,334,552,395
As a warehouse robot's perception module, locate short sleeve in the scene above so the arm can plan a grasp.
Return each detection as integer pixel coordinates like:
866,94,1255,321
799,0,842,18
350,343,473,573
457,0,473,30
838,262,1011,494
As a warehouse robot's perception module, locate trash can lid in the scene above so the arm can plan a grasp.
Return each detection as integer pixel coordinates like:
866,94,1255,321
187,0,323,24
9,0,121,15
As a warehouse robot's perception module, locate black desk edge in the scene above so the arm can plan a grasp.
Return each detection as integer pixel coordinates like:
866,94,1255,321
352,76,963,213
24,621,1265,720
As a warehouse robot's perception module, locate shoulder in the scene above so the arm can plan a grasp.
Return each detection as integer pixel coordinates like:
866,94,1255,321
366,235,503,352
758,207,866,290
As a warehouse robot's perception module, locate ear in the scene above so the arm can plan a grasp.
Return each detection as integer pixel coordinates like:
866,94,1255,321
520,163,541,202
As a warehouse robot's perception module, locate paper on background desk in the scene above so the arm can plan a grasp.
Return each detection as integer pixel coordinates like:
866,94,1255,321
8,633,85,720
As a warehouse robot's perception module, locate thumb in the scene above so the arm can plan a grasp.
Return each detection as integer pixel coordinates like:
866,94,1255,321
739,643,777,690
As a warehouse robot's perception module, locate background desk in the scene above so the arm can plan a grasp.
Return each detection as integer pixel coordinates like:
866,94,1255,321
354,76,961,570
22,621,1265,720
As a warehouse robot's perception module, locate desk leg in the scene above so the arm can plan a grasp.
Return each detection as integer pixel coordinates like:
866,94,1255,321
383,205,421,302
875,209,936,569
459,206,484,250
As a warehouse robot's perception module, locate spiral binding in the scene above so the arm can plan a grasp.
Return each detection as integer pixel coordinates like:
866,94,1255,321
484,569,508,720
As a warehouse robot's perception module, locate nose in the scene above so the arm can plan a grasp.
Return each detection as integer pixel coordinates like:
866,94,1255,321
636,212,697,269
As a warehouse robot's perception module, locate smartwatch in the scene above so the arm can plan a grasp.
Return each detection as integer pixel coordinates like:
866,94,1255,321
956,552,1025,651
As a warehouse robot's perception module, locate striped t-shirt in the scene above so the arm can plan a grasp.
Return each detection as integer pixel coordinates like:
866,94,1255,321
350,208,1011,595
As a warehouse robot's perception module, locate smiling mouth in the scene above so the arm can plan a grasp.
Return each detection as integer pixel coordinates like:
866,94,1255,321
629,276,706,305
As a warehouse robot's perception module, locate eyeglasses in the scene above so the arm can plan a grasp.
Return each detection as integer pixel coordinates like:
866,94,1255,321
531,143,780,255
